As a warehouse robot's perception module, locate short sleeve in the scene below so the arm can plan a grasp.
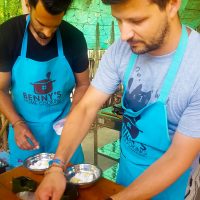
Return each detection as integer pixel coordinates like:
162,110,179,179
60,22,89,73
0,22,13,72
70,32,89,73
91,42,121,94
177,82,200,138
0,16,24,72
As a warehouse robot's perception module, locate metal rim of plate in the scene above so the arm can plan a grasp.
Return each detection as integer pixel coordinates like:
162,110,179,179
65,163,102,187
23,152,55,173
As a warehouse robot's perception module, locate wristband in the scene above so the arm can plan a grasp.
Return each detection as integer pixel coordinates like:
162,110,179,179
12,119,25,128
49,158,66,171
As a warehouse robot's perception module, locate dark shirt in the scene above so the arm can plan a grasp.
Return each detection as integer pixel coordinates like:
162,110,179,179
0,15,88,73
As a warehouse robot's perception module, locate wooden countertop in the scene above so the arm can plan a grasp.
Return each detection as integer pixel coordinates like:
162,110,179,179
0,166,124,200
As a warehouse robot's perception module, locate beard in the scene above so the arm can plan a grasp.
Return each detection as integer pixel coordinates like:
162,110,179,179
31,22,51,40
37,31,49,40
129,20,170,55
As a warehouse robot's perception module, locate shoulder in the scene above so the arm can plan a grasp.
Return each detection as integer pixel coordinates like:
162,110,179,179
59,20,87,58
182,29,200,74
59,20,89,73
188,28,200,45
91,39,131,95
96,39,132,83
180,28,200,74
102,39,132,72
0,15,26,35
109,38,131,51
0,15,26,51
186,28,200,55
59,20,85,42
0,15,26,71
105,39,131,60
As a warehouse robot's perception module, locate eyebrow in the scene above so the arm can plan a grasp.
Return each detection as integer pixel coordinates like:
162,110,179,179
115,16,148,22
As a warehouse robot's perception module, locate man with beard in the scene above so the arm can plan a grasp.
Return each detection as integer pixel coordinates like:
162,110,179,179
36,0,200,199
0,0,89,167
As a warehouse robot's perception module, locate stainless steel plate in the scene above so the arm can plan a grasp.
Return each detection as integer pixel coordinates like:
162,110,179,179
65,164,102,188
23,153,54,174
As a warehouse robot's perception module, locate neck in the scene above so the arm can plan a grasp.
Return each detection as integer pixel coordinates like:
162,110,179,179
149,20,183,56
29,24,53,46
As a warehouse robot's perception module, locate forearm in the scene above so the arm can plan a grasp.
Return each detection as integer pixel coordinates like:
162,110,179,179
0,90,22,124
54,86,110,165
71,83,89,110
55,99,98,164
112,133,200,200
113,152,188,199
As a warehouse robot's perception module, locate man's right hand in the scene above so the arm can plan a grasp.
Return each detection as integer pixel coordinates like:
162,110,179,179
35,167,66,200
14,123,39,150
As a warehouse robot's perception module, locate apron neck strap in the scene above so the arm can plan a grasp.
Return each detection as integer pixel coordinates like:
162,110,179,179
158,25,188,102
56,29,64,57
123,53,138,89
21,15,30,58
20,15,64,58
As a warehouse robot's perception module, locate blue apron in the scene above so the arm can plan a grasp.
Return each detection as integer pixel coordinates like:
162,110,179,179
117,26,191,199
8,16,84,167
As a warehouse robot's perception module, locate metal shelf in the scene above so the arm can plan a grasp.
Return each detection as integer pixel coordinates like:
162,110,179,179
102,163,119,182
93,106,122,165
97,140,120,161
93,106,122,182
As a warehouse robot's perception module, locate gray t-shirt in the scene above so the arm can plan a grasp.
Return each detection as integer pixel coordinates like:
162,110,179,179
92,29,200,139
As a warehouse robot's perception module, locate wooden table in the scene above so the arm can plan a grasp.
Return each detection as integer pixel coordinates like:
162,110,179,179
0,166,124,200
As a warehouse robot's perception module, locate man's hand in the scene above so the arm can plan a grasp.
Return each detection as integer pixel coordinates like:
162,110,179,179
14,123,39,150
35,167,66,200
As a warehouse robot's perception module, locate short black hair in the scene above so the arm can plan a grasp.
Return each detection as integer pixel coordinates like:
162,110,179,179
102,0,170,10
28,0,73,15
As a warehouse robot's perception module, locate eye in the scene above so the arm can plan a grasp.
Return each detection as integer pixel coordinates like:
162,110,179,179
131,19,144,25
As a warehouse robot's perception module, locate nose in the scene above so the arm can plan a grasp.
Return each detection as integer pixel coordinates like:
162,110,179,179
120,22,135,41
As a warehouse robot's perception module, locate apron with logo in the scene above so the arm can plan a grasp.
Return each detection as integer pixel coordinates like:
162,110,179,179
117,26,191,199
8,16,84,167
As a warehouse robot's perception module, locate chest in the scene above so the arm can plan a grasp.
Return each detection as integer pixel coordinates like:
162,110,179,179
122,57,193,127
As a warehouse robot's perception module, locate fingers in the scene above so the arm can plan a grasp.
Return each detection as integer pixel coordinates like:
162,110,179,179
15,128,39,150
26,133,39,149
35,190,52,200
17,138,33,150
35,186,51,200
35,183,62,200
15,132,32,150
51,184,65,200
52,192,63,200
35,173,66,200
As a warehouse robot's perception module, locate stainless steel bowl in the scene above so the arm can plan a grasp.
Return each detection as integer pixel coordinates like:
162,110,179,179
65,164,102,188
23,153,55,174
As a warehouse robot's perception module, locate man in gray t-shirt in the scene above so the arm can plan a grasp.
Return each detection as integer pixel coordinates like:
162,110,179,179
92,28,200,200
36,0,200,200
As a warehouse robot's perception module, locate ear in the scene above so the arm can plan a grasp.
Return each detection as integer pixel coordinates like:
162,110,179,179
166,0,181,19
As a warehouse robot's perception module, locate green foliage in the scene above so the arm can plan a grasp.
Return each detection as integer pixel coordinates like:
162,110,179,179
0,0,22,24
180,0,200,30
